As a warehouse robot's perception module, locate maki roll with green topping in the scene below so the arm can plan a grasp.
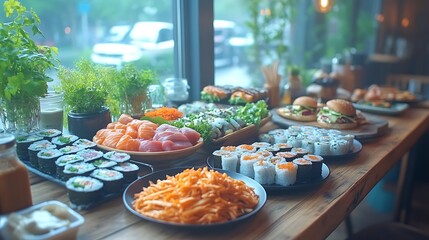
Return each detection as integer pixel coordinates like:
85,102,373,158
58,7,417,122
103,151,130,163
37,149,63,175
90,159,117,169
28,140,57,168
36,129,62,141
90,169,124,195
52,134,79,147
112,162,140,183
59,145,82,155
72,138,96,149
63,162,96,181
16,134,43,162
66,176,103,206
55,155,84,180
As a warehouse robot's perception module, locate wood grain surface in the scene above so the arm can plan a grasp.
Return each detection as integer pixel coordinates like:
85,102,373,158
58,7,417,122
26,108,429,240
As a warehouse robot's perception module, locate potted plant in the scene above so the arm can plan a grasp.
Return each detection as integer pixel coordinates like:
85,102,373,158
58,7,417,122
0,0,58,134
112,64,158,118
57,59,114,140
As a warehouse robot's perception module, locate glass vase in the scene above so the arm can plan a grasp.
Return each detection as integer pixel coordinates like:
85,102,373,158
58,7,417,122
121,89,152,118
0,96,40,134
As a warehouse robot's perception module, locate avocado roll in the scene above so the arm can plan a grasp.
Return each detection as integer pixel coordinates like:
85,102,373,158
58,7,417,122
37,149,63,175
103,151,130,163
77,149,104,162
16,134,44,162
72,138,97,149
90,159,117,169
66,176,103,206
28,140,57,168
90,169,124,195
63,162,96,181
59,145,83,155
55,154,84,181
36,129,62,141
52,134,79,148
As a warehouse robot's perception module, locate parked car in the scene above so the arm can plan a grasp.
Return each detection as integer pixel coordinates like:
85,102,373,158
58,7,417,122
91,22,174,67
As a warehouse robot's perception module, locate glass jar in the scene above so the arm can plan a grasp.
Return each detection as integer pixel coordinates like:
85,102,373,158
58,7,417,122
0,133,32,214
163,78,189,106
39,91,64,131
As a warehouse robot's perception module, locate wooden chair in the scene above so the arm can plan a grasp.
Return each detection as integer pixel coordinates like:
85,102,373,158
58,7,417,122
386,74,429,95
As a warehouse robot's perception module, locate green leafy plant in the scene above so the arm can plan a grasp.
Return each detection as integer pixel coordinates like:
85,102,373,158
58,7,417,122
110,63,158,117
57,58,114,114
0,0,58,133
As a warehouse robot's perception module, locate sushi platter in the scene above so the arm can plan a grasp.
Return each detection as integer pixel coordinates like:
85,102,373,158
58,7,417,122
207,156,330,192
123,167,267,227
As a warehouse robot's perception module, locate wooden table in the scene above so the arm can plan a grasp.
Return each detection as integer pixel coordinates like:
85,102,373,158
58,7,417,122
28,108,429,240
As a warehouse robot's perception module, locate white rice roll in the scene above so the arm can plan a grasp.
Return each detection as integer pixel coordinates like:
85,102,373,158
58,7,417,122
273,133,288,144
287,136,302,148
236,144,257,153
301,139,315,154
330,139,350,155
275,162,298,186
221,152,239,172
338,134,355,151
256,149,273,160
253,160,275,185
314,141,331,156
239,153,264,178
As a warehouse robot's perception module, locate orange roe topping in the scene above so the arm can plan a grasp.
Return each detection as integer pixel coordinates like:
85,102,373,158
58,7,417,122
144,107,183,121
221,146,236,151
278,162,296,170
256,160,265,166
239,144,255,151
242,154,260,161
307,155,320,161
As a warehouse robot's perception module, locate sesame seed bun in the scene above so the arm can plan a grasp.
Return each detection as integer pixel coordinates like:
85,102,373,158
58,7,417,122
293,96,317,109
326,99,356,116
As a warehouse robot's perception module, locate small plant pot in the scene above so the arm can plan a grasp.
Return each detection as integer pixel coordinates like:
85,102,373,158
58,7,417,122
68,107,111,140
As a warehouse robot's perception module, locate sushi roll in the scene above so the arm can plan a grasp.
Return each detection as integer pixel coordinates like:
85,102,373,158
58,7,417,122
275,162,298,186
16,134,44,162
273,143,292,152
236,144,257,153
66,176,103,206
63,162,96,181
72,138,97,149
253,160,275,185
330,139,350,155
221,152,239,172
276,152,297,162
252,142,271,150
90,169,124,195
103,151,130,163
303,154,324,179
291,148,309,158
258,133,274,144
59,145,83,155
37,149,63,175
314,141,331,156
91,159,118,169
36,129,62,141
51,134,79,148
220,146,237,152
267,156,286,166
301,139,315,155
287,136,302,148
55,154,84,180
259,145,280,155
273,133,289,144
77,149,104,162
338,134,355,151
27,140,57,168
239,153,264,178
292,158,313,183
112,162,140,183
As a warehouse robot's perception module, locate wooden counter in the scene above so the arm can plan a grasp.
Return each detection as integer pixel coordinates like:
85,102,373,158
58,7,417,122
28,108,429,240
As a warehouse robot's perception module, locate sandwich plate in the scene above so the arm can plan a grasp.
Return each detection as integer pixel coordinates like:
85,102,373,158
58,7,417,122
207,157,330,192
123,167,267,228
353,102,409,115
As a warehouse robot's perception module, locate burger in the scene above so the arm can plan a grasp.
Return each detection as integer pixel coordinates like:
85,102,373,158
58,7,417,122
317,99,358,129
278,96,318,121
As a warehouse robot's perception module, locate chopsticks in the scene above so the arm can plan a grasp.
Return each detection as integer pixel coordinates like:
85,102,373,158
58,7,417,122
262,60,281,87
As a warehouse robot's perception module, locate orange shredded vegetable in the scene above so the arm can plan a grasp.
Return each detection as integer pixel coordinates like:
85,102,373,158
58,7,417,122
144,107,183,121
132,167,259,224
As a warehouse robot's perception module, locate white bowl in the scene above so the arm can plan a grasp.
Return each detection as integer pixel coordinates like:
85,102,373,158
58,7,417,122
0,200,84,240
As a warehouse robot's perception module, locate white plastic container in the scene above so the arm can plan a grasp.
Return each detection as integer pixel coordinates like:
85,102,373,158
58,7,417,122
0,200,84,240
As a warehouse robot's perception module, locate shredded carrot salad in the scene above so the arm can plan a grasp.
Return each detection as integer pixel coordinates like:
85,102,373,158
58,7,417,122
144,107,183,121
133,167,259,224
